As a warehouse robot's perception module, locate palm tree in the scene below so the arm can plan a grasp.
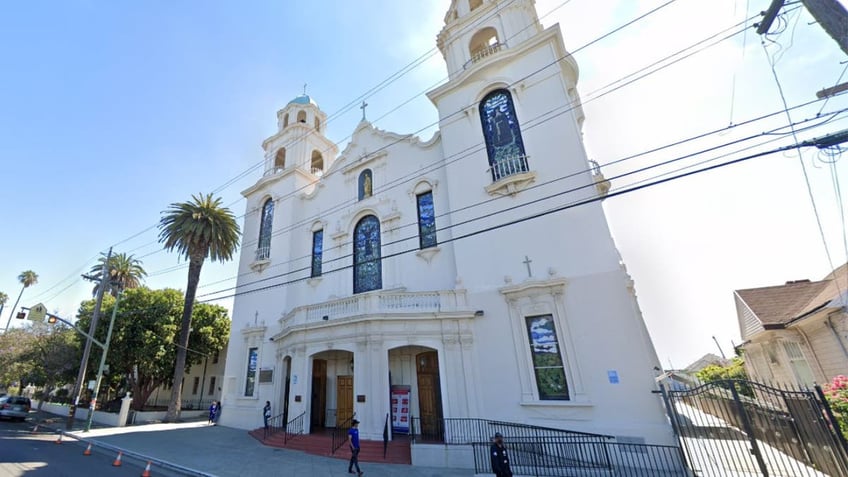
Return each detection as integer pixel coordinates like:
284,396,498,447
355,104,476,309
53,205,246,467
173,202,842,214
4,271,38,332
89,252,147,296
158,193,240,421
0,292,8,325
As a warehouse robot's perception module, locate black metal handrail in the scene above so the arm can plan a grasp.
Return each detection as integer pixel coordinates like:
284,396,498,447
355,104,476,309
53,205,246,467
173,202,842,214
264,410,306,443
331,412,356,454
283,411,306,445
264,411,286,440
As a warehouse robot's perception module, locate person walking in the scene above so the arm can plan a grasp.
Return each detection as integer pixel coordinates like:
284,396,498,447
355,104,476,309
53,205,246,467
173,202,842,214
490,432,513,477
263,401,272,430
208,400,218,425
347,418,363,475
215,400,222,424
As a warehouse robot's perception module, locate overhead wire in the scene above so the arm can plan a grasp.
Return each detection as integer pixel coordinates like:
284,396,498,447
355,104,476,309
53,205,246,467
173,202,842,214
196,105,848,300
101,0,686,276
198,137,828,303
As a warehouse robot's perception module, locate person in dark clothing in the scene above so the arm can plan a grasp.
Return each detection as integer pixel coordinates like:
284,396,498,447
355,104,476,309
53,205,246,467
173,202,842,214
347,419,363,475
490,432,513,477
263,401,271,430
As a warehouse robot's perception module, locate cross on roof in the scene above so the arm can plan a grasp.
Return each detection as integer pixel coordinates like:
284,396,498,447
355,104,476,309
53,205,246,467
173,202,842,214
360,100,368,121
523,256,533,278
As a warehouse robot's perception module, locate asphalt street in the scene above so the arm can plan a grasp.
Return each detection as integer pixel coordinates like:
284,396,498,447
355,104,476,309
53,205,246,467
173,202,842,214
0,417,145,477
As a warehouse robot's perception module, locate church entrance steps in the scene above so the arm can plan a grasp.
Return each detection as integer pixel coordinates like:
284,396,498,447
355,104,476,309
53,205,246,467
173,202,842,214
248,428,412,465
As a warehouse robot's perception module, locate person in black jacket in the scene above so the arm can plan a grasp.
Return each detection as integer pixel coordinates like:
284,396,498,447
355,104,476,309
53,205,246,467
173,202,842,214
490,432,513,477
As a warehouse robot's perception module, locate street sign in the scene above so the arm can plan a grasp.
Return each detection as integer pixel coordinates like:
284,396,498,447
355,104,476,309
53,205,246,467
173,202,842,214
28,303,47,322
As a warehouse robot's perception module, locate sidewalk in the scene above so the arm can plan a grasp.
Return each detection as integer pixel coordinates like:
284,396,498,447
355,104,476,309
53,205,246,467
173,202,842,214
73,422,475,477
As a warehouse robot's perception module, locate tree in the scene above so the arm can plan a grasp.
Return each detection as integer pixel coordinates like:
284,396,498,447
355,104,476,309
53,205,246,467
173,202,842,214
4,270,38,333
158,193,239,421
0,328,36,393
75,287,230,410
0,292,8,328
88,252,147,297
20,323,78,410
696,356,753,396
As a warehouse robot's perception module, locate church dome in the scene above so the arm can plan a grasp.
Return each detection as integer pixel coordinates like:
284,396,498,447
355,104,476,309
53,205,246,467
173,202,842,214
288,94,318,107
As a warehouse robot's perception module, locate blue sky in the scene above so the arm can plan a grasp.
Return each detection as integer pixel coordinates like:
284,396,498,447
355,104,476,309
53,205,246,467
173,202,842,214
2,0,847,368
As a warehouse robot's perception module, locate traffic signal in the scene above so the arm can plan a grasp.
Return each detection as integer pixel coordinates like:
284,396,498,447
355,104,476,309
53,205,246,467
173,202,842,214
47,315,57,324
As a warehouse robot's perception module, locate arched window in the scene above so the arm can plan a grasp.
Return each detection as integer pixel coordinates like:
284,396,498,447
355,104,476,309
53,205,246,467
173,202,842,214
469,27,500,63
274,148,286,169
353,215,382,293
257,198,274,260
314,117,321,130
469,0,483,11
283,113,289,128
479,89,527,181
311,150,324,175
297,110,307,123
358,169,373,200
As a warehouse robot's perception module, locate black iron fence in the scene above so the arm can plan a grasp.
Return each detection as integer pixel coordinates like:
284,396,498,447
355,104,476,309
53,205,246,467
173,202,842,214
660,379,848,477
410,416,687,476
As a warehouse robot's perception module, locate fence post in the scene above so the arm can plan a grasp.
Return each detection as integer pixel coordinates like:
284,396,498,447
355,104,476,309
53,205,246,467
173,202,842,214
729,383,770,477
815,384,848,455
656,384,692,473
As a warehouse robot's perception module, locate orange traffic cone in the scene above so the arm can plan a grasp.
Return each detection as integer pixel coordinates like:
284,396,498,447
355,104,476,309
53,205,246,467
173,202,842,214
112,451,123,467
83,443,92,456
54,433,63,444
141,461,152,477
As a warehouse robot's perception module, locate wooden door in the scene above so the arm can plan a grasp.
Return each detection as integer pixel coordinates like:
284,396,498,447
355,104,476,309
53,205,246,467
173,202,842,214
311,359,327,428
337,375,354,426
416,351,443,438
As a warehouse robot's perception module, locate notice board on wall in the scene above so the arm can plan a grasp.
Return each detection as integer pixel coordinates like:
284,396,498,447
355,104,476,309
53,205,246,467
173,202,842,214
390,385,411,433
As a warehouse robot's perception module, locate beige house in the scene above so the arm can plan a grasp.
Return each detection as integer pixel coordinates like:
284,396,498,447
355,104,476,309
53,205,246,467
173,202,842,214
735,264,848,387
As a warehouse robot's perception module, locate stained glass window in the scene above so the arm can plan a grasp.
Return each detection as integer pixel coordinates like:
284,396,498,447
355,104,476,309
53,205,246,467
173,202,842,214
525,315,569,400
245,347,258,396
416,191,437,249
353,215,382,293
311,229,323,278
257,199,274,260
479,89,528,181
358,169,373,200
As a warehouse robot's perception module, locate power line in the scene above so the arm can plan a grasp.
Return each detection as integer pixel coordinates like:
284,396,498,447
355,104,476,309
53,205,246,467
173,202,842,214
198,138,823,303
196,107,848,300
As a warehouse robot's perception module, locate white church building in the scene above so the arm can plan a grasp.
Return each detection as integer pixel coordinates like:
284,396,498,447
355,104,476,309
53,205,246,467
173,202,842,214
219,0,673,451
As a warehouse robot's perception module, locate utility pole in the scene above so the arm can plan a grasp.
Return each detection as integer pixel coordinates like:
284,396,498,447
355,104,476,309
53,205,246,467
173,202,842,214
801,0,848,55
85,289,121,432
712,335,728,360
66,247,111,430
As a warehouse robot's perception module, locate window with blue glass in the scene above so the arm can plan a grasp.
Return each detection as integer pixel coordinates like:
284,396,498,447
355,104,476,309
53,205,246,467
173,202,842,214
257,199,274,260
358,169,373,201
479,89,528,181
416,191,437,249
353,215,382,293
311,229,323,278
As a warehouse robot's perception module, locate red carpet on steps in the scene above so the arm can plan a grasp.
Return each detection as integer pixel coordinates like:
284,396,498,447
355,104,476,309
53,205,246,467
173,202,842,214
248,428,412,465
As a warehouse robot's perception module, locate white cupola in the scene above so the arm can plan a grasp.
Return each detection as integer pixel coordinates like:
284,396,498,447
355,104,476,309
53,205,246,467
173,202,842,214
261,93,337,177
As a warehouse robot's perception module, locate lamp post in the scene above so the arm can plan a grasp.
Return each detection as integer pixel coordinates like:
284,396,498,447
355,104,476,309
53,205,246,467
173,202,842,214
85,289,122,432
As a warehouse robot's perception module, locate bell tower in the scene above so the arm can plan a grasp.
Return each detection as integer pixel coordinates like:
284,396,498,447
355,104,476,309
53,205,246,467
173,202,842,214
262,93,338,178
437,0,542,79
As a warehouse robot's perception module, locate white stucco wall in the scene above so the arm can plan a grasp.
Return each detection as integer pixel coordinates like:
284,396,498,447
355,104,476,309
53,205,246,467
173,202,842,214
218,0,672,448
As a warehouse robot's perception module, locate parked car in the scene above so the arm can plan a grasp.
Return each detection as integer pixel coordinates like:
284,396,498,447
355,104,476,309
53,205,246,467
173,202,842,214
0,396,31,421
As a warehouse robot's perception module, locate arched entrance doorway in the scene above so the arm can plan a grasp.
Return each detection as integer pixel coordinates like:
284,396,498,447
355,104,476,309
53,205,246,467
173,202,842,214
281,356,292,426
388,346,444,440
309,350,354,432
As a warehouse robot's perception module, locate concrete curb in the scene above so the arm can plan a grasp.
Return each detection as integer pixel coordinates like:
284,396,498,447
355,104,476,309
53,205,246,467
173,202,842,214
30,418,214,477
